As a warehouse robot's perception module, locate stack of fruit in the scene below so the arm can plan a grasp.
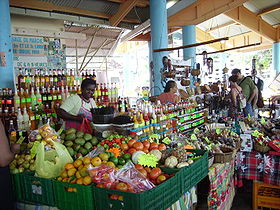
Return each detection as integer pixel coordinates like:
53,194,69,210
10,153,35,173
123,139,166,155
90,152,132,169
60,128,99,158
98,134,132,150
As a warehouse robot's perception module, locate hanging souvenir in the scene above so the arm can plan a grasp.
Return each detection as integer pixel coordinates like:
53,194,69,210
207,57,213,74
202,51,208,65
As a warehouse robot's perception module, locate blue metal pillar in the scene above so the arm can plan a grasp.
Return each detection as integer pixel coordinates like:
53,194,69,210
182,25,196,87
0,0,14,89
273,42,280,75
150,0,168,95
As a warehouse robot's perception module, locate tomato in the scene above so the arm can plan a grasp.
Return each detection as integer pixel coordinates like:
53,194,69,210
133,142,144,150
158,144,167,151
149,168,162,180
149,142,159,150
144,167,152,173
138,169,147,177
120,143,129,151
115,182,128,191
135,164,144,170
128,139,136,147
127,148,137,155
142,148,149,153
142,140,150,149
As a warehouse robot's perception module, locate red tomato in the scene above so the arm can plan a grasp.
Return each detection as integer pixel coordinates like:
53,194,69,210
128,139,136,147
144,167,152,174
128,148,137,155
158,144,167,151
149,142,159,150
133,142,144,150
115,182,128,191
138,169,147,177
120,143,129,151
142,148,149,153
135,164,144,170
149,168,162,180
142,140,150,149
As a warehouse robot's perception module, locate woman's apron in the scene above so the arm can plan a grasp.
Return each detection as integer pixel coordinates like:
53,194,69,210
65,99,93,129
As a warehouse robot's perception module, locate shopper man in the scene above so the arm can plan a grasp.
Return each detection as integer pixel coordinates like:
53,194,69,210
231,69,257,117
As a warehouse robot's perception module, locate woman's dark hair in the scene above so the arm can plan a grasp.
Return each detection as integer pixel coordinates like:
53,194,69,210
164,80,176,93
228,75,238,83
81,78,96,90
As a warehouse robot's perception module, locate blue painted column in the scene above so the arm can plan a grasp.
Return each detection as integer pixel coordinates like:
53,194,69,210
273,42,280,74
0,0,14,89
182,25,196,87
150,0,168,95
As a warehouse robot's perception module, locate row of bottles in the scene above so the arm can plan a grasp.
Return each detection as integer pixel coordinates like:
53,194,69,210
17,68,96,89
94,83,119,107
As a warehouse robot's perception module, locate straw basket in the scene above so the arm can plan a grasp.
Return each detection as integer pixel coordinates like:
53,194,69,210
254,142,271,153
214,147,234,163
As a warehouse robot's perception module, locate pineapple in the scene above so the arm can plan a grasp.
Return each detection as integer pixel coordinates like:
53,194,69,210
171,147,188,163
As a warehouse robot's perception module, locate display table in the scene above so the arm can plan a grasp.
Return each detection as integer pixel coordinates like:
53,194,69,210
235,151,280,187
207,160,235,210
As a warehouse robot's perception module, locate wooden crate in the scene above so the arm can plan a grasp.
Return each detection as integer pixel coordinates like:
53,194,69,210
253,181,280,210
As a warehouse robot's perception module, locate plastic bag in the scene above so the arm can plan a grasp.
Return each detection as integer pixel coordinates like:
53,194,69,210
35,140,73,179
29,121,60,143
79,118,93,133
86,146,104,157
88,164,116,188
115,161,155,193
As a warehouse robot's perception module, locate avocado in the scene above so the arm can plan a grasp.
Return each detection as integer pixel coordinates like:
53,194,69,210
65,133,76,141
65,128,77,135
64,141,74,147
83,133,92,141
76,131,84,138
75,137,85,145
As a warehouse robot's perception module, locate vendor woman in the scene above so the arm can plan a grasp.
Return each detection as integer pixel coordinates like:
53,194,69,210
158,80,181,104
57,78,96,129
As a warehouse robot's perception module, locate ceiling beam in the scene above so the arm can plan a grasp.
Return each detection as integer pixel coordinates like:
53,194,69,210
109,0,138,27
256,3,280,16
206,21,237,32
168,0,248,27
196,27,226,51
237,43,272,53
10,0,140,24
225,6,277,42
108,0,149,7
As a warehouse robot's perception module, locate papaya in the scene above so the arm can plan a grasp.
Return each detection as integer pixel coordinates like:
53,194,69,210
65,128,77,135
65,133,76,141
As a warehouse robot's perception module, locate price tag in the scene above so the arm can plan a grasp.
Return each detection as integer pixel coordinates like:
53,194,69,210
162,137,171,144
138,154,158,167
16,136,25,144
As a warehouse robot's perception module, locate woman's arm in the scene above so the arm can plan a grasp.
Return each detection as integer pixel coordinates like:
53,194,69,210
57,108,83,123
0,121,20,167
231,89,238,107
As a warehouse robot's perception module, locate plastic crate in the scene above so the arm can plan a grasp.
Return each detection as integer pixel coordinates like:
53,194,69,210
11,173,24,202
53,181,94,210
21,171,55,206
253,181,280,210
161,150,208,194
93,172,181,210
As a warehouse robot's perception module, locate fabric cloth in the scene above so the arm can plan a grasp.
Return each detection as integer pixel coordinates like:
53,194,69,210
237,77,256,101
60,94,96,116
65,99,93,130
158,92,176,104
0,166,15,210
235,151,280,187
244,103,254,117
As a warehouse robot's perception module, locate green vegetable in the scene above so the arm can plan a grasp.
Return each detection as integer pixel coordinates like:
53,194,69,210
75,137,86,145
73,144,81,152
76,131,84,138
65,128,76,135
65,133,76,141
84,142,92,150
91,137,99,146
64,141,73,147
83,133,92,141
67,147,75,156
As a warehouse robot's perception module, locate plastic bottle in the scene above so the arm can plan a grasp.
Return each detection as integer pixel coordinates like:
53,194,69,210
17,108,23,131
23,107,30,131
31,87,37,109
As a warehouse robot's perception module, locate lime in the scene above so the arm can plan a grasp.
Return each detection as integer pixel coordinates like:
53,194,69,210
123,153,131,160
117,165,123,169
110,157,118,165
106,152,114,158
118,158,126,165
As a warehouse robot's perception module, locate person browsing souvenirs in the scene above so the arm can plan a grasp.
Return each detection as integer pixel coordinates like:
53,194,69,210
57,78,97,129
158,80,181,104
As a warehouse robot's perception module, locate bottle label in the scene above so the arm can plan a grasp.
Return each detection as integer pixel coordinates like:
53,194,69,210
43,96,47,101
6,99,12,104
54,78,58,82
53,95,57,100
37,97,42,102
32,97,37,103
15,99,20,104
47,113,51,117
1,99,5,104
58,95,62,100
48,96,52,101
52,112,57,118
36,114,40,120
66,77,70,81
26,98,31,103
30,116,35,120
21,98,26,103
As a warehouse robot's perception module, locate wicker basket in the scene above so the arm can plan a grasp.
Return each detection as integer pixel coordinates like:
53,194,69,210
214,147,234,163
254,142,271,153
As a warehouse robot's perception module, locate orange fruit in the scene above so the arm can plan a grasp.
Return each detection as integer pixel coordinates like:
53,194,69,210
76,177,83,185
73,159,83,168
70,178,77,184
64,163,74,170
79,167,89,177
60,170,68,178
120,143,129,151
67,168,77,177
83,176,92,185
62,178,69,183
78,165,84,171
91,157,102,167
75,171,82,179
83,157,91,165
133,142,144,150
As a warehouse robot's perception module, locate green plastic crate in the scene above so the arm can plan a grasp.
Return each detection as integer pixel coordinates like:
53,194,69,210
53,181,94,210
93,172,181,210
21,171,55,206
161,149,208,194
11,173,24,202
